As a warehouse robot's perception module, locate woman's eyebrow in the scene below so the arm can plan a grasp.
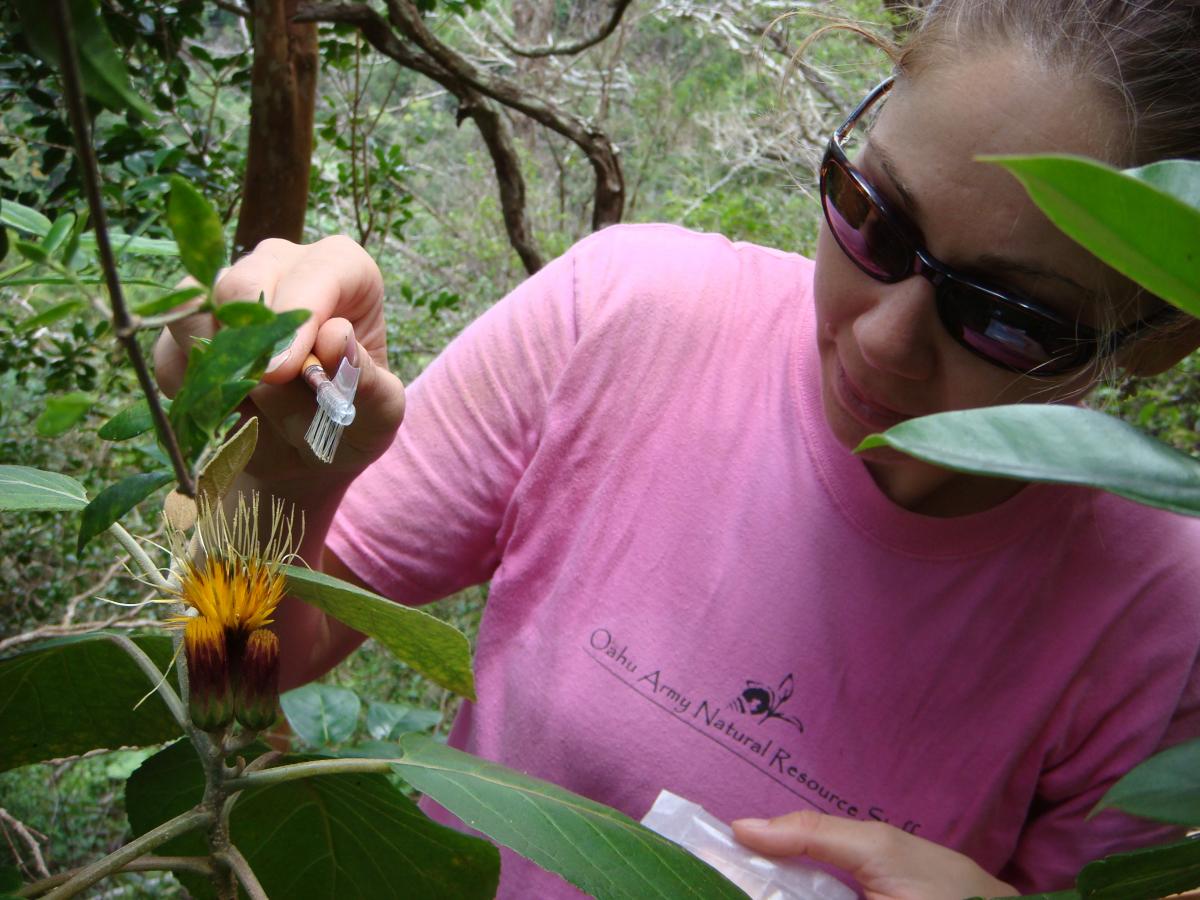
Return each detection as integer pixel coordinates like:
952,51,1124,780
868,140,922,216
975,253,1090,296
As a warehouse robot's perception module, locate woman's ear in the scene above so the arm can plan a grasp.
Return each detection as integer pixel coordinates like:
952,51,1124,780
1118,315,1200,377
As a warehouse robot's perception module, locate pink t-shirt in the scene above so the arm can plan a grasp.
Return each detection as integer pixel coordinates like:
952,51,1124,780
328,223,1200,896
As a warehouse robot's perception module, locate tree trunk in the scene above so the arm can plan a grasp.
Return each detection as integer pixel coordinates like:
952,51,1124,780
233,0,319,258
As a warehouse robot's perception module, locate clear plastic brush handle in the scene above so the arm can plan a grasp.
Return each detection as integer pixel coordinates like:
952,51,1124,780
317,357,360,425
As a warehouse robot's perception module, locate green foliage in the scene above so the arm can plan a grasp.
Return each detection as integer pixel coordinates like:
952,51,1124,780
1093,739,1200,826
165,175,226,288
0,465,87,511
392,735,749,900
281,683,363,747
284,565,477,700
127,739,503,899
0,634,181,773
76,470,173,551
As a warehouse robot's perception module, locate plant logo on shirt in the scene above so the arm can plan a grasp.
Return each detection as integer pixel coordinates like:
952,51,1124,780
729,674,803,733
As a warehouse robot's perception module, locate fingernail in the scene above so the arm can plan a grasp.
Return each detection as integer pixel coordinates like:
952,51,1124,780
732,819,771,829
343,329,359,367
266,346,291,374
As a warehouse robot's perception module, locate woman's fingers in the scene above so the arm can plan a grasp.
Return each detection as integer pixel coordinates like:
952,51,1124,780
731,812,1015,900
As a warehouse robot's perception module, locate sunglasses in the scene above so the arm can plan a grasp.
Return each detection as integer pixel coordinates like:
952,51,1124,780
819,77,1147,377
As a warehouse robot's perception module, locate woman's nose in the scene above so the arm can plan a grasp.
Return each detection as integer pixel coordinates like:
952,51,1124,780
853,278,940,380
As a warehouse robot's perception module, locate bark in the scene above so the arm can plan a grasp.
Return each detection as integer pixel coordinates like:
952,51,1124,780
233,0,319,258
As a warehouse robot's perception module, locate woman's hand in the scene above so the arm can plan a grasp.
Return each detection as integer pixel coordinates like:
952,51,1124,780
732,812,1016,900
153,236,406,487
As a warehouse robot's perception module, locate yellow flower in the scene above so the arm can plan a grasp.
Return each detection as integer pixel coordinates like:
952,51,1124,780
166,492,301,734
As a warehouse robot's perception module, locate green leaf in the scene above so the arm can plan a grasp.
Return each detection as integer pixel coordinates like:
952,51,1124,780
0,198,51,236
98,232,179,257
16,299,86,332
168,309,307,456
196,416,257,505
1093,739,1200,826
132,285,206,317
214,300,275,327
0,465,88,511
14,239,48,264
1077,837,1200,899
392,735,748,900
35,392,94,437
281,683,362,746
76,471,174,552
42,212,74,254
0,634,182,773
126,740,500,899
985,154,1200,316
367,701,443,739
98,398,171,441
1128,159,1200,213
166,177,226,288
857,405,1200,516
283,565,476,700
13,0,153,118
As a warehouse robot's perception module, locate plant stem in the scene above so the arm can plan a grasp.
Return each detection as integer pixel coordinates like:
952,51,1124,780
48,0,196,498
224,756,397,792
100,633,190,734
40,809,213,900
17,856,213,897
219,844,268,900
108,522,173,592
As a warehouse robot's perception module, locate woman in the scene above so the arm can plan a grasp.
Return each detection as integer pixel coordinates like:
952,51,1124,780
156,1,1200,896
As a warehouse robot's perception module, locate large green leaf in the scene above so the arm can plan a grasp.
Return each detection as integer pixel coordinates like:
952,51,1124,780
985,154,1200,316
166,177,226,288
281,683,362,747
0,466,87,511
76,470,174,552
0,634,182,773
284,566,476,700
857,405,1200,516
392,735,748,900
1076,837,1200,899
126,740,500,899
367,701,443,739
1092,739,1200,826
13,0,152,118
1130,159,1200,213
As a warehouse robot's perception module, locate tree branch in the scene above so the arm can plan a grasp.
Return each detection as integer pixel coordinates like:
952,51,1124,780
219,844,268,900
16,856,213,898
224,756,394,791
49,0,196,498
214,0,252,17
498,0,634,58
38,809,214,900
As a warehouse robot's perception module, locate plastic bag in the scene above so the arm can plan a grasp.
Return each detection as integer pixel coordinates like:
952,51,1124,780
640,789,857,900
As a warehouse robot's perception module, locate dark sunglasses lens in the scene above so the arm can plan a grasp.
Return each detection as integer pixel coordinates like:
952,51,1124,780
822,161,911,281
936,281,1091,375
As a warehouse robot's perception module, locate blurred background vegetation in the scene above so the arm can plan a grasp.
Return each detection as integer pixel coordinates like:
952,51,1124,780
0,0,1196,894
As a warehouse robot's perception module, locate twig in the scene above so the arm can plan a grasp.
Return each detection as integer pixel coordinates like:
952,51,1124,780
0,809,49,880
99,633,192,739
108,523,173,592
0,618,162,655
219,845,267,900
39,809,213,900
498,0,635,58
16,856,213,898
49,1,196,498
213,0,251,18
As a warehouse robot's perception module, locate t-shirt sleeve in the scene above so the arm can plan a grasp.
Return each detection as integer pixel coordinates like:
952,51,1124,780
1000,577,1200,892
325,235,586,604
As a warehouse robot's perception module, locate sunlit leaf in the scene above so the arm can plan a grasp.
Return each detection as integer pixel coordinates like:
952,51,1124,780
35,392,94,437
132,285,206,317
281,683,362,746
77,471,174,552
0,466,87,511
126,740,500,899
858,405,1200,516
0,634,181,773
166,177,226,288
367,701,443,739
284,566,475,700
1093,739,1200,826
42,212,74,253
214,300,274,327
0,198,51,236
392,735,747,900
985,154,1200,316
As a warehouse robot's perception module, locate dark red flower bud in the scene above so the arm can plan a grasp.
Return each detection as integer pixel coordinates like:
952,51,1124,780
184,616,234,733
235,628,280,732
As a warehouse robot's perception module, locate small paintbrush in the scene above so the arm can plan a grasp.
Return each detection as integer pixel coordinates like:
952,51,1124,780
302,349,360,463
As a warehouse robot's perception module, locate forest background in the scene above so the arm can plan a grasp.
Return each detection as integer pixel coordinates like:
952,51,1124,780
1,0,1197,895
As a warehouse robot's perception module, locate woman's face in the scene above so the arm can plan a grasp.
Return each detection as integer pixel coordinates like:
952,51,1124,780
812,51,1144,513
